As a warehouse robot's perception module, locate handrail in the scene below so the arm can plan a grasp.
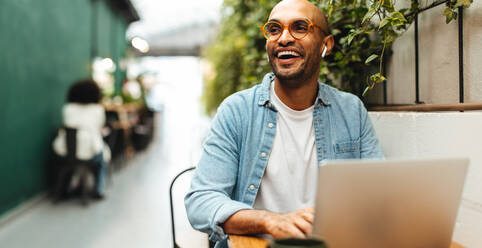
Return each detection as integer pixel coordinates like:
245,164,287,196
405,0,448,17
389,0,466,106
369,102,482,112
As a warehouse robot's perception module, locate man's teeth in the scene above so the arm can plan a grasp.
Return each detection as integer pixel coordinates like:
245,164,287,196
277,51,300,58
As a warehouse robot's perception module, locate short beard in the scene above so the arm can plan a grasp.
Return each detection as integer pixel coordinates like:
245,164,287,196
269,57,320,88
271,64,305,80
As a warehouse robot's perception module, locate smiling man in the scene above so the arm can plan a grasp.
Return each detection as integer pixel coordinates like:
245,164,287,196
185,0,383,247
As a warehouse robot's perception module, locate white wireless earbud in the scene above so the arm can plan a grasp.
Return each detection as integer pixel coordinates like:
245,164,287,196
322,46,327,58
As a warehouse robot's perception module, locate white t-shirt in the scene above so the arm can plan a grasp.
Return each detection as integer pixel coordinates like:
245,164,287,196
53,103,108,160
253,82,319,213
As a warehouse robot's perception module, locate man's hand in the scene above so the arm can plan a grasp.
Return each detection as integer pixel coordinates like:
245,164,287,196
263,207,314,238
222,207,314,239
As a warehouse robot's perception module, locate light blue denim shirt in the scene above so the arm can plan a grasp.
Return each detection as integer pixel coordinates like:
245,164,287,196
185,73,383,247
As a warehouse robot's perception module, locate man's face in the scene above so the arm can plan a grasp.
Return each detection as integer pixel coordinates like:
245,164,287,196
266,1,324,84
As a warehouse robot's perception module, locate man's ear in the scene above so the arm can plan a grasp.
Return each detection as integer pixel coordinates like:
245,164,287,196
321,35,335,57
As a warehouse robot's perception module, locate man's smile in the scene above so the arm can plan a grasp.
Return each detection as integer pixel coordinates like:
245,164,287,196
274,49,303,65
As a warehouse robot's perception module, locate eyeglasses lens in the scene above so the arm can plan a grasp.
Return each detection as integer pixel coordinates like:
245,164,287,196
264,23,282,40
290,20,309,39
263,20,310,41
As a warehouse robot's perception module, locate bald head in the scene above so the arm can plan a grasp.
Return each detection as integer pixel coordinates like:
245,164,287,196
269,0,329,35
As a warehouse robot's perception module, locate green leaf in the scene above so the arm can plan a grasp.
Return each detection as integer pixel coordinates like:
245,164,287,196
347,29,357,45
390,11,407,21
369,73,387,84
351,54,361,62
379,17,390,30
391,18,406,27
362,9,375,24
382,0,395,11
444,8,453,22
331,29,341,36
327,5,334,18
389,11,408,27
455,0,472,8
365,54,379,64
443,8,451,21
369,73,379,83
334,52,343,61
374,0,382,9
443,8,458,24
443,8,453,16
398,8,409,14
347,35,355,45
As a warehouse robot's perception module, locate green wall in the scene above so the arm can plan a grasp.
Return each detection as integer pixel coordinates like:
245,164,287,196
0,0,129,216
94,0,128,93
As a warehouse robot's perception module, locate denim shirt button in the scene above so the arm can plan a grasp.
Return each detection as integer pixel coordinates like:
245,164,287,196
261,152,266,158
249,185,255,190
268,123,274,128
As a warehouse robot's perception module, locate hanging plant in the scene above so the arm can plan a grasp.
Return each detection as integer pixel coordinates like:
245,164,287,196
202,0,473,114
319,0,473,96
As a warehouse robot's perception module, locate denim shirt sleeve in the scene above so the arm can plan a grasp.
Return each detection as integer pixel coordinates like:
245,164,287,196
358,98,384,159
184,96,253,243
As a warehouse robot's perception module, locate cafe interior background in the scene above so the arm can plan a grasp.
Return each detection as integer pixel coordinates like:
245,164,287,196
0,0,481,247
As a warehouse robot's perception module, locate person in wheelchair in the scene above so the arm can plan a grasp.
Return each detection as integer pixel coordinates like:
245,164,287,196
53,79,110,199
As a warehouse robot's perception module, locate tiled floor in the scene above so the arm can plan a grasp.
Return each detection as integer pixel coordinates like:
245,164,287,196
0,57,210,248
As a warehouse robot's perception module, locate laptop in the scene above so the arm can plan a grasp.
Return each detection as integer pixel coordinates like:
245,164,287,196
312,158,469,248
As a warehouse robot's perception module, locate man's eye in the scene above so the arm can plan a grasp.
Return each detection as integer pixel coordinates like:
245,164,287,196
292,22,308,32
267,25,281,33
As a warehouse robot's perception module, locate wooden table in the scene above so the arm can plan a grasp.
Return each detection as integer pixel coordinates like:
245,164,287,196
229,235,465,248
104,103,141,158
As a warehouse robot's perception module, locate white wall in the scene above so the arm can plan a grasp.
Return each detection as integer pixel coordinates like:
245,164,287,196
364,3,482,245
365,1,482,104
369,112,482,247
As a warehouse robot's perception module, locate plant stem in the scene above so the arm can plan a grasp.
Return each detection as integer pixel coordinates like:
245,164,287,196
379,41,386,75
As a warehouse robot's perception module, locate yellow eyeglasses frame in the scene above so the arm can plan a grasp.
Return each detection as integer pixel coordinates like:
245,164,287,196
260,18,325,41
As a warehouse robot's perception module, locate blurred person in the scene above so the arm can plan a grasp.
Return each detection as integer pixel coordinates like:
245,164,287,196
185,0,384,247
53,79,110,199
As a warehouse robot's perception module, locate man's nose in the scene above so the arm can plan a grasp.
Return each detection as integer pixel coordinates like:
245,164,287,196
278,28,295,46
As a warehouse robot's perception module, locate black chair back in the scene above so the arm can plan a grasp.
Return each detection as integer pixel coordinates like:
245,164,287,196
65,127,77,162
169,167,196,248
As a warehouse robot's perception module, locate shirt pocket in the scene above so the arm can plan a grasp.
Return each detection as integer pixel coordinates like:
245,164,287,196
334,138,361,159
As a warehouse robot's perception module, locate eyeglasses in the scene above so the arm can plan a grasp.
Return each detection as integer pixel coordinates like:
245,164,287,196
261,19,324,41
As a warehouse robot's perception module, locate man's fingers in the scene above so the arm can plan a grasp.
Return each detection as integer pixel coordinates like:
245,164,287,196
267,209,315,239
271,223,306,239
300,211,314,224
295,208,314,224
285,225,306,239
293,216,312,235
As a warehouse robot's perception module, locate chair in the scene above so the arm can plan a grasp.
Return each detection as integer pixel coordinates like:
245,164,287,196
101,125,116,185
105,110,123,161
169,167,213,248
53,127,97,205
132,108,155,151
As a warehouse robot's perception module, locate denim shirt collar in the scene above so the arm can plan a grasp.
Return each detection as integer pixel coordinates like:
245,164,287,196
257,73,331,108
